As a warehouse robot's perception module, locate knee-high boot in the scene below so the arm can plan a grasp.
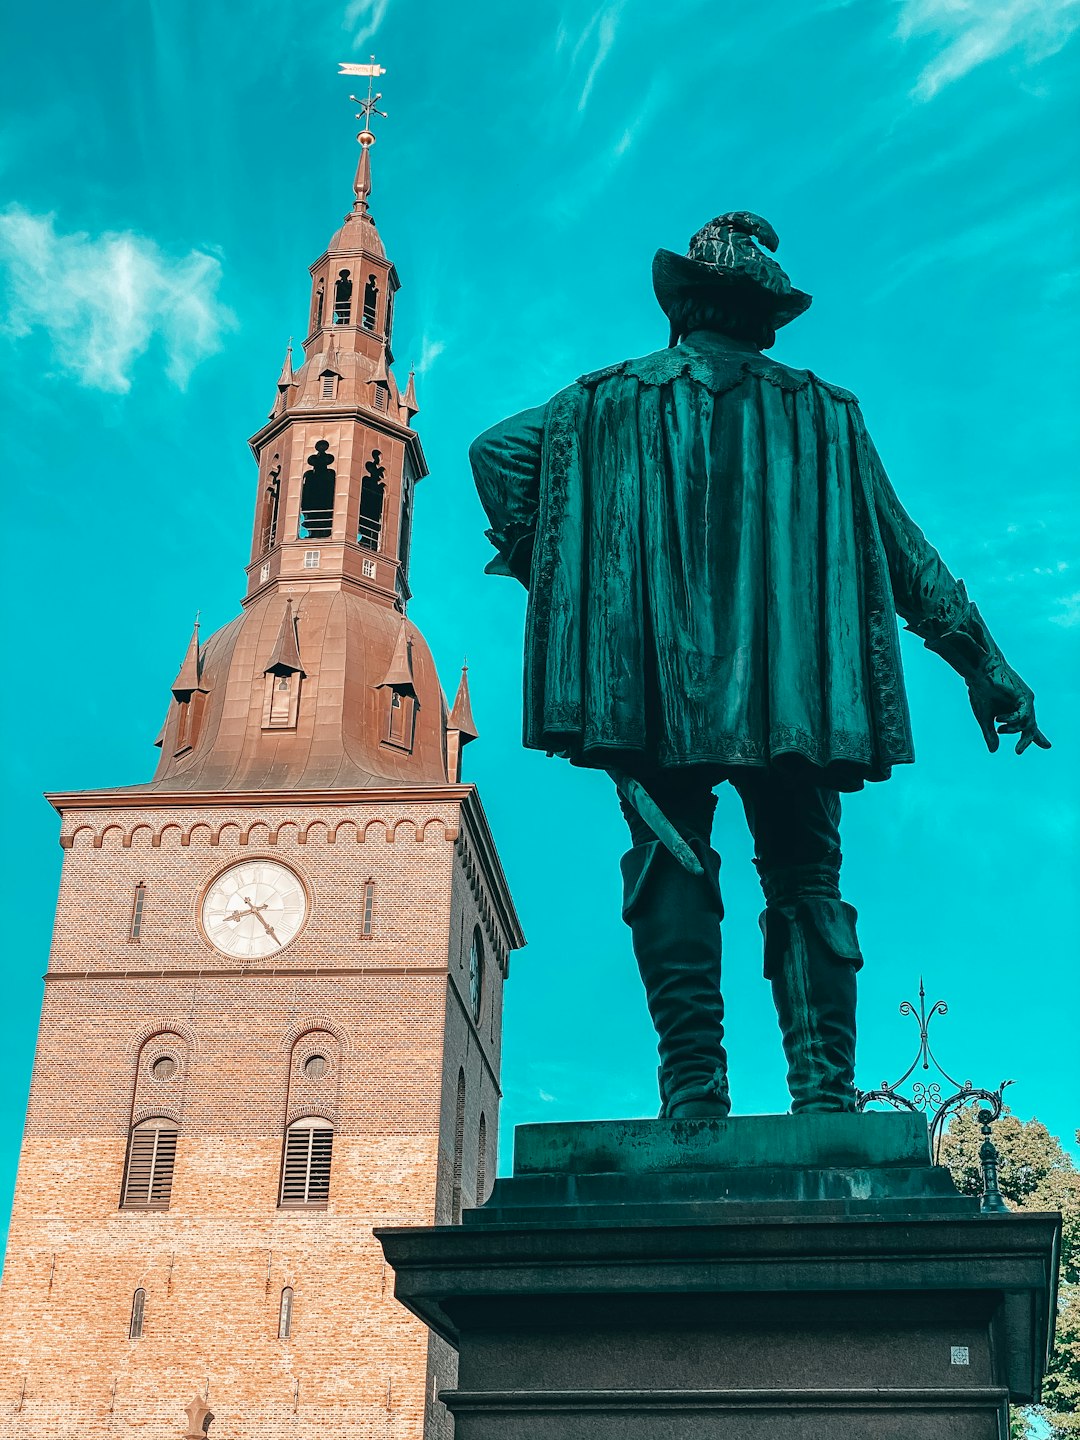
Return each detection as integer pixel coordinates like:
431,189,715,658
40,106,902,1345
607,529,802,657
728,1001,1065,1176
621,839,730,1118
761,898,862,1113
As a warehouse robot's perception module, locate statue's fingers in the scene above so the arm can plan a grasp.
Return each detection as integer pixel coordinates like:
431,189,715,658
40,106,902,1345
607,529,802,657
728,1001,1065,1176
1015,732,1032,754
976,707,999,752
1034,727,1052,750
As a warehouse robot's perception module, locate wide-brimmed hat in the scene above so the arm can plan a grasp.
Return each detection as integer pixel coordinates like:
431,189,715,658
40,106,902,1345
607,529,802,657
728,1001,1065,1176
652,211,812,333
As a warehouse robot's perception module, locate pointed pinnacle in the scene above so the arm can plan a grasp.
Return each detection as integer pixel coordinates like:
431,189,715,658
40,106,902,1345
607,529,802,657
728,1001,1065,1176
264,598,306,678
449,660,478,742
402,367,418,416
276,339,295,390
171,619,204,698
377,621,415,692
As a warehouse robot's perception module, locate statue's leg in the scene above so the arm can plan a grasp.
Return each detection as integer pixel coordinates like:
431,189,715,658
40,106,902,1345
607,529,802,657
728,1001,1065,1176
734,772,862,1113
618,774,730,1120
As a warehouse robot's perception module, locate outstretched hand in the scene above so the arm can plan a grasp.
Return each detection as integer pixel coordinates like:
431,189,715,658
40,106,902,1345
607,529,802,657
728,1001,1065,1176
967,659,1051,755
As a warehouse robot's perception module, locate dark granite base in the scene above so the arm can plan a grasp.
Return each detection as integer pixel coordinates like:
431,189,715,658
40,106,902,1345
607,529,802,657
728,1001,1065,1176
377,1114,1059,1440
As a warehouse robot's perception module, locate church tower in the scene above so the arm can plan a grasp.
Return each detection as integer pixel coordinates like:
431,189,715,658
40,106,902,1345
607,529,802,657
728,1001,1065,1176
0,99,522,1439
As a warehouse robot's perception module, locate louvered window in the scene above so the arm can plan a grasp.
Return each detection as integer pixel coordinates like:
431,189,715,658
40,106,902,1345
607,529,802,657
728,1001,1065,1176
121,1118,178,1210
280,1118,333,1207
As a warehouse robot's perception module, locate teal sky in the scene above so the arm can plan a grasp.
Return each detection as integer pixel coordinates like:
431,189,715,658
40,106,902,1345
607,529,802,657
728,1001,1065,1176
2,0,1078,1237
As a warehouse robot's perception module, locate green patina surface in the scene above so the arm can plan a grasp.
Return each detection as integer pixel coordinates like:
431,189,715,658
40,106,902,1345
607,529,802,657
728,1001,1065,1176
471,210,1048,1125
513,1111,931,1177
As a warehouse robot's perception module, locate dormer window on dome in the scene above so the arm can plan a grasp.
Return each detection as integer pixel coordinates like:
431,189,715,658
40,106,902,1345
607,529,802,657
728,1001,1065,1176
170,622,209,756
262,600,305,731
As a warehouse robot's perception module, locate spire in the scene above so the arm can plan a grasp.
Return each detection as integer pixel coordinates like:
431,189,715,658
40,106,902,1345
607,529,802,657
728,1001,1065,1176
376,621,415,692
448,661,478,742
264,599,305,677
171,618,205,699
402,367,418,417
340,58,386,215
353,138,373,215
372,346,389,387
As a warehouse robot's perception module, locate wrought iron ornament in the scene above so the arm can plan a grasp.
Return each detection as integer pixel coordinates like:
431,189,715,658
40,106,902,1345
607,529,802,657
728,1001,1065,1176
856,978,1011,1213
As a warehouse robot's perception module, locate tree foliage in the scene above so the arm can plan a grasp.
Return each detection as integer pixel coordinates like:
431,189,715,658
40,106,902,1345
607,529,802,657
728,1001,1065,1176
940,1108,1080,1439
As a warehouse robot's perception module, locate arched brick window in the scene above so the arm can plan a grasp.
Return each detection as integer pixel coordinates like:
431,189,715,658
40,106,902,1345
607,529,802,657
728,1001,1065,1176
121,1117,178,1210
333,269,352,325
451,1069,466,1224
278,1285,294,1339
129,1287,146,1339
280,1117,333,1208
477,1112,487,1204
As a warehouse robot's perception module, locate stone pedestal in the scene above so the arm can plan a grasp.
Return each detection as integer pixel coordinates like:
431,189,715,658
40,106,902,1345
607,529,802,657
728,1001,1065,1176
377,1113,1060,1440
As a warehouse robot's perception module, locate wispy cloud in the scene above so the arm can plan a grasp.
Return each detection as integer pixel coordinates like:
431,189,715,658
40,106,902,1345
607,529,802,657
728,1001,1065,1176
1050,592,1080,628
0,207,235,393
343,0,390,49
416,335,446,374
560,3,623,112
896,0,1080,99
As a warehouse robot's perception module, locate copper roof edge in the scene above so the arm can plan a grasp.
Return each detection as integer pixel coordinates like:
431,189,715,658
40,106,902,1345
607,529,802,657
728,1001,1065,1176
45,782,475,811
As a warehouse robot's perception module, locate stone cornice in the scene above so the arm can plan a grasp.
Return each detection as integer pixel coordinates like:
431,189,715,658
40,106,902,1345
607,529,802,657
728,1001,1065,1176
247,405,427,481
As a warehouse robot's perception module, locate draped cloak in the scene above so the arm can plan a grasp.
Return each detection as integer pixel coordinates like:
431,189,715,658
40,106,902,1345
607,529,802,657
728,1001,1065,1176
470,331,969,792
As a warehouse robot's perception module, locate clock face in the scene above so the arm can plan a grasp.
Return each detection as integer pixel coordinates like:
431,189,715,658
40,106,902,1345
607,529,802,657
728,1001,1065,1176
201,860,308,958
469,928,484,1020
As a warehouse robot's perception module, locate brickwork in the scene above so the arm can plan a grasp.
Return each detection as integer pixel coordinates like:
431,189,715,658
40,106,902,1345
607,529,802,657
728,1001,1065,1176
0,791,517,1438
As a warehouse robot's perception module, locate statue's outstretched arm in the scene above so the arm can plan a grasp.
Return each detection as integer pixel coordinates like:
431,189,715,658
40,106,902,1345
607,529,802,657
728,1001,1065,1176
469,405,545,588
867,430,1050,757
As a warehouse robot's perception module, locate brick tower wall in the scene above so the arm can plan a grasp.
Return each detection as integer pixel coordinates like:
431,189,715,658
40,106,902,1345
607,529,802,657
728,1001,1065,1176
0,793,510,1438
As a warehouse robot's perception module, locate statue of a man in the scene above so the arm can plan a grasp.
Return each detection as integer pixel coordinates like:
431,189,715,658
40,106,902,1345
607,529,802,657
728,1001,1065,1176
470,212,1049,1121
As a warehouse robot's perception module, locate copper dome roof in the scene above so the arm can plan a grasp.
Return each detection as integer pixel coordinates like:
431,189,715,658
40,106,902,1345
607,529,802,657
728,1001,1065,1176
147,589,449,793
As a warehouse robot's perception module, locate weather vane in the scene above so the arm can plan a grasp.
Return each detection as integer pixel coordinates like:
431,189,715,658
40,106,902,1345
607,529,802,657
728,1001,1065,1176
338,57,387,146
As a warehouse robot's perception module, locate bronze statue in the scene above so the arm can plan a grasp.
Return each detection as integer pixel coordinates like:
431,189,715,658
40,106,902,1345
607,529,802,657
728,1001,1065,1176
470,211,1049,1121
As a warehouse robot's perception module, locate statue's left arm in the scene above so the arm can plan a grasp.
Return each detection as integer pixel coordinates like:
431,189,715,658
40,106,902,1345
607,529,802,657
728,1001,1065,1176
469,405,546,589
865,425,1050,756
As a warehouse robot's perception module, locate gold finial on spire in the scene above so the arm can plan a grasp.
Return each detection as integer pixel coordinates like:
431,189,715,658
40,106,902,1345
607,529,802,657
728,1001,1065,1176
338,57,387,214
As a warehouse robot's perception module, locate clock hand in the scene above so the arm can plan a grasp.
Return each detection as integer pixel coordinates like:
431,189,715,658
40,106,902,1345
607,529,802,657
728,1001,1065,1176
245,905,282,945
222,897,270,926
